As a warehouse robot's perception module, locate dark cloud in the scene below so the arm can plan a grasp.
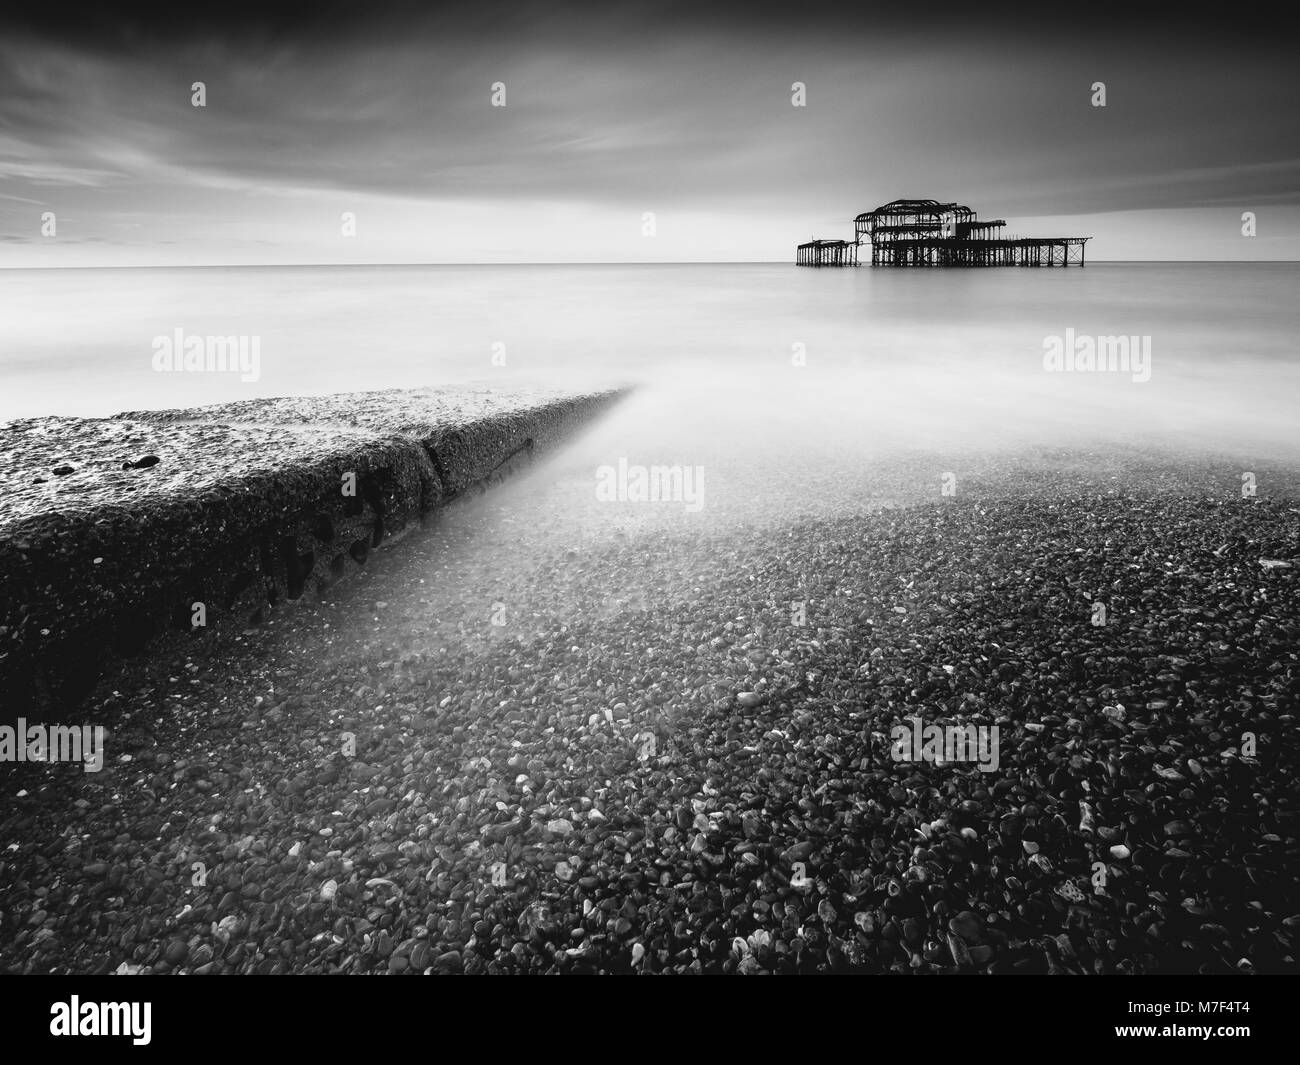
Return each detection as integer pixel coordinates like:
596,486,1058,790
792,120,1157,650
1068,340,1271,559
3,1,1292,51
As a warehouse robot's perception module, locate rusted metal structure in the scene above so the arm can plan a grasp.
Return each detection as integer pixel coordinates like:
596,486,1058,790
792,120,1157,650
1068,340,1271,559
796,198,1089,267
795,238,858,267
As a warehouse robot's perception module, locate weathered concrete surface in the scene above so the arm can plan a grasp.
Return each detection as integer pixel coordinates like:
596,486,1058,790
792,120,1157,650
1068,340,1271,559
0,386,625,717
121,386,624,496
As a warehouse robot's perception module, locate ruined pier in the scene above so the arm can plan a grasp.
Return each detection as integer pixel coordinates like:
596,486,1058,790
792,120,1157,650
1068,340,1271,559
797,198,1089,267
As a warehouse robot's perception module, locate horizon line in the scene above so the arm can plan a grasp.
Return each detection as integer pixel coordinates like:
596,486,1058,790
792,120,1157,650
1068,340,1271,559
2,259,1297,270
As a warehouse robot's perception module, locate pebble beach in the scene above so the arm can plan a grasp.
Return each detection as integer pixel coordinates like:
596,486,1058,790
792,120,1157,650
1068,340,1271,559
1,381,1298,975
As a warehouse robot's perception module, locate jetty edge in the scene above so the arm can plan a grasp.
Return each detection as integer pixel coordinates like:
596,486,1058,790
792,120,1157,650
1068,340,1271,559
0,384,629,719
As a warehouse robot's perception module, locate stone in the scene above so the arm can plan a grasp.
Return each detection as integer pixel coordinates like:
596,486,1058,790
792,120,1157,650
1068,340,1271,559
948,912,983,943
947,932,972,966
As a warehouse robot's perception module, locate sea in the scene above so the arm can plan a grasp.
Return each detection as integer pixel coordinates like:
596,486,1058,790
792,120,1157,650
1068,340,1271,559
2,263,1297,468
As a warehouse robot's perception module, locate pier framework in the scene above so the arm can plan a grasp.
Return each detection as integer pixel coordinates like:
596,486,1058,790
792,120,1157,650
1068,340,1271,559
866,236,1088,266
796,198,1089,267
795,238,858,267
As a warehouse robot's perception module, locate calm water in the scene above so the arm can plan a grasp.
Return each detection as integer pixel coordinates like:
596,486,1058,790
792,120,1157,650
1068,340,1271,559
2,263,1297,459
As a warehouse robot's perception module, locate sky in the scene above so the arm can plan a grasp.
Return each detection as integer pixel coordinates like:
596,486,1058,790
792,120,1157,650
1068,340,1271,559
2,0,1298,265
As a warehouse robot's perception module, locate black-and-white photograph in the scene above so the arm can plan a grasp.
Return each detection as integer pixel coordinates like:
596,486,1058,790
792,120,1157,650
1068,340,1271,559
0,0,1295,1017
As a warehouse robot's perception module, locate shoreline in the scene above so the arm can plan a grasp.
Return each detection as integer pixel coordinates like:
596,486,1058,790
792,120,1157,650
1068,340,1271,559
0,385,628,719
1,447,1295,974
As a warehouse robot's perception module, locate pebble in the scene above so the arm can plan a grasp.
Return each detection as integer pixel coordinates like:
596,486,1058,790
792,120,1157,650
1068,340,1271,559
2,460,1292,978
947,933,973,967
948,912,983,943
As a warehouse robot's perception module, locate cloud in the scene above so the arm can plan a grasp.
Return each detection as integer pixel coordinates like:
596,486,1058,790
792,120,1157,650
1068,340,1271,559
0,1,1296,263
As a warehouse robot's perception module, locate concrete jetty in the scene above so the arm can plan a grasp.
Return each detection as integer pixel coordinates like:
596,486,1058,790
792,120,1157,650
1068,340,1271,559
0,385,627,717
